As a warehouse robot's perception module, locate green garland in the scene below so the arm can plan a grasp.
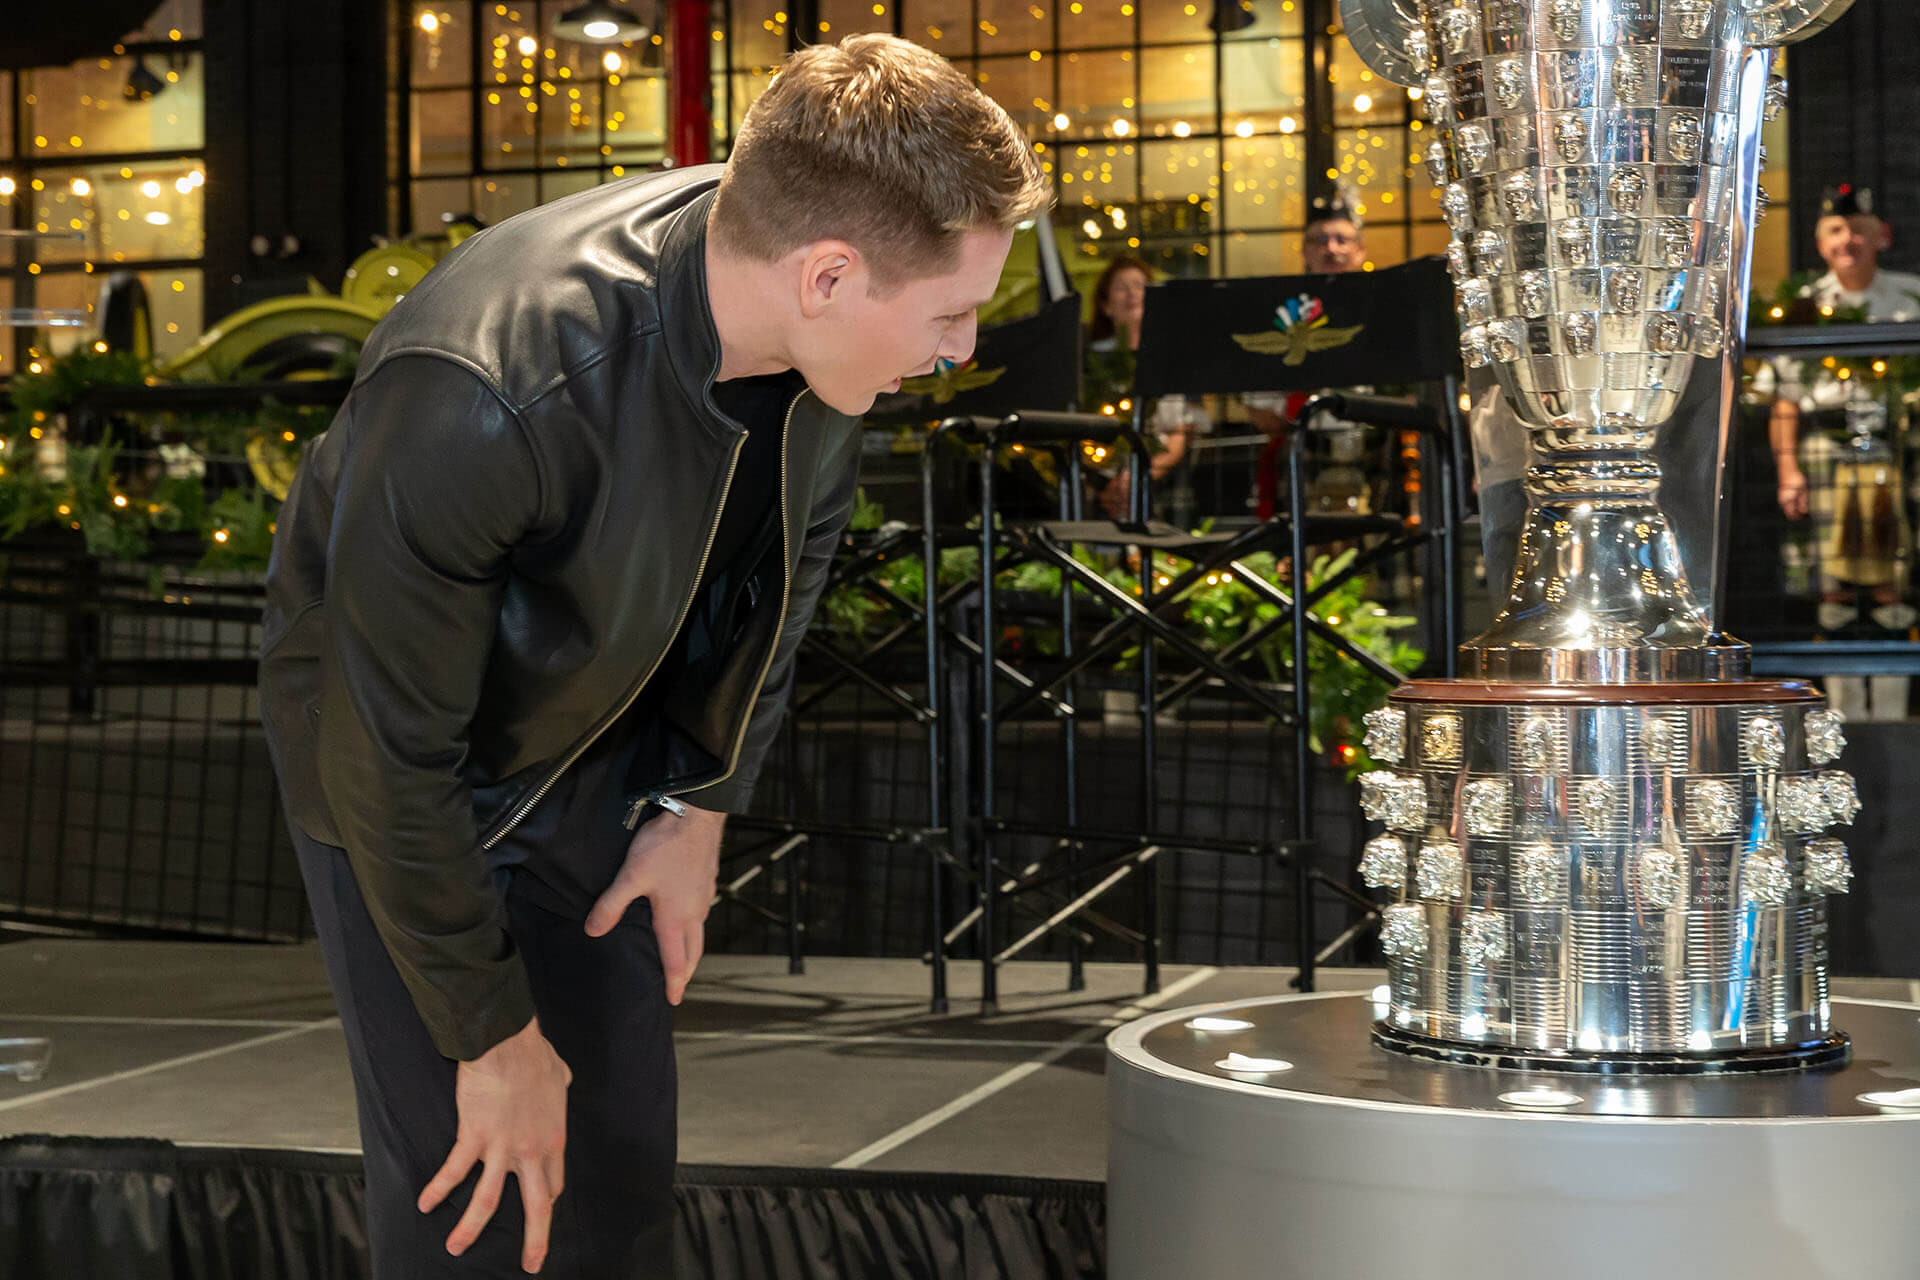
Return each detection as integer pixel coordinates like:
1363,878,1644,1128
0,348,331,570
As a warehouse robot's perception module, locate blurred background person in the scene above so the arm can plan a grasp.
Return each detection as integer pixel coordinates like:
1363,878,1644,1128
1085,253,1208,523
1764,185,1920,720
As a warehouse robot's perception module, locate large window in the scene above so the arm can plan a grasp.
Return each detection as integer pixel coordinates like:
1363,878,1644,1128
403,1,670,232
1,0,205,373
718,1,1450,280
399,1,1795,291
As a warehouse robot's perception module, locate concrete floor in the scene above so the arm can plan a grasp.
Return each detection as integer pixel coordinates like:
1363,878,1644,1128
2,936,1917,1181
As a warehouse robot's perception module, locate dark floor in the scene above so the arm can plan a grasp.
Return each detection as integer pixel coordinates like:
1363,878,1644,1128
1,937,1916,1180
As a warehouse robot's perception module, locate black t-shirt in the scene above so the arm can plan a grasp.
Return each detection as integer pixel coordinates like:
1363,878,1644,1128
704,371,799,580
490,371,802,919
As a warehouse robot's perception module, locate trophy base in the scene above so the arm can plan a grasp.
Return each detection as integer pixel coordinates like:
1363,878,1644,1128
1365,679,1850,1063
1370,1019,1852,1075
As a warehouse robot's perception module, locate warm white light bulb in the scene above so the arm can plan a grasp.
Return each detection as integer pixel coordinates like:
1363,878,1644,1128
418,10,439,32
583,19,619,38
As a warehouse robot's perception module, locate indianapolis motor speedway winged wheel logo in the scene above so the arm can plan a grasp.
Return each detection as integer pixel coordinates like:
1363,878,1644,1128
1232,294,1364,365
898,359,1007,405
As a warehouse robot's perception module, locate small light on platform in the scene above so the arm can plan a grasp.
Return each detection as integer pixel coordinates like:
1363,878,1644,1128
1186,1016,1254,1033
1499,1089,1582,1109
1216,1053,1292,1074
1858,1089,1920,1110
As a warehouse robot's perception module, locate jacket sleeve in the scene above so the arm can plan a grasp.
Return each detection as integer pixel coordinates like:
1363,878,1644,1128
315,353,544,1062
685,420,862,814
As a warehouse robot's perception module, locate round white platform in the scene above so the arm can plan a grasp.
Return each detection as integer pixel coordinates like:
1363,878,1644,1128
1107,992,1920,1280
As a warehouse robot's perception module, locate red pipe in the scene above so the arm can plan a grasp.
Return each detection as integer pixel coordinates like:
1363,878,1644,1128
666,0,712,168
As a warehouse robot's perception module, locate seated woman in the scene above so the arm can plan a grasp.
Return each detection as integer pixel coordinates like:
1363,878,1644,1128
1084,253,1208,522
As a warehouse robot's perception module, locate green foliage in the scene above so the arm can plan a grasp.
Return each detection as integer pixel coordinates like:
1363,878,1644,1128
846,486,887,534
0,349,336,575
1746,272,1920,395
198,487,277,571
1750,270,1869,327
820,540,983,643
1174,547,1422,765
5,348,148,419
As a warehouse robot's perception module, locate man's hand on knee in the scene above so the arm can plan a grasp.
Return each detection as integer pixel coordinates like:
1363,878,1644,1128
418,1016,572,1274
584,802,725,1004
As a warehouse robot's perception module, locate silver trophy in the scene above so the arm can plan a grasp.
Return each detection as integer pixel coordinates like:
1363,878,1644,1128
1340,0,1857,1069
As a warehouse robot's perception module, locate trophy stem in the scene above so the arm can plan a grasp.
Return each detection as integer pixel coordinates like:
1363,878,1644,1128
1463,448,1749,683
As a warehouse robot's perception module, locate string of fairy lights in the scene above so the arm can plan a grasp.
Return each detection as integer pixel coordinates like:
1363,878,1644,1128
402,1,1454,276
0,0,1802,378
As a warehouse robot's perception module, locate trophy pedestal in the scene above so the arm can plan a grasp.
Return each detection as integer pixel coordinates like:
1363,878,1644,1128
1107,992,1920,1280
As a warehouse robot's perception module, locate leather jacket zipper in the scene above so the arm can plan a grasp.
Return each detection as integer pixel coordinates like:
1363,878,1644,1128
624,391,801,828
481,391,801,848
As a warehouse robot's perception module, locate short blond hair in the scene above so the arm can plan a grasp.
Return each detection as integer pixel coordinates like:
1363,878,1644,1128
710,35,1052,286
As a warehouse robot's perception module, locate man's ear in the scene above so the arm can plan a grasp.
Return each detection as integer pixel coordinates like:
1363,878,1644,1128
798,240,860,319
1875,219,1894,253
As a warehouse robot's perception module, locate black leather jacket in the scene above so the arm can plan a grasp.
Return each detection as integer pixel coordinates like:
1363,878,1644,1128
259,168,862,1059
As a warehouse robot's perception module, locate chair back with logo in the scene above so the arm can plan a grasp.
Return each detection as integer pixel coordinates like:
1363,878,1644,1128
1131,256,1457,398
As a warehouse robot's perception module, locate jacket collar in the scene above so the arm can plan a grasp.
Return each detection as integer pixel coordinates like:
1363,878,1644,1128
656,182,736,435
653,175,847,453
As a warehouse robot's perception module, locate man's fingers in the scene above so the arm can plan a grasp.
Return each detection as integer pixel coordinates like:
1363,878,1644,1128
517,1164,555,1274
657,916,690,1004
418,1139,479,1215
585,872,645,938
446,1160,507,1257
687,918,706,979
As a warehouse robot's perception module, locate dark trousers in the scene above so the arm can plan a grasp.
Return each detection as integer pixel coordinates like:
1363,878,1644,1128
289,824,677,1278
